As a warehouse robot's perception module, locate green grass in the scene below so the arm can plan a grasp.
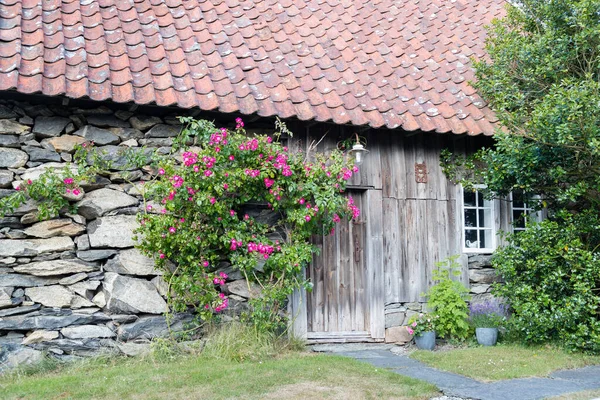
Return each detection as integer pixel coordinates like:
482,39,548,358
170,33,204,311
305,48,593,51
0,324,438,400
547,389,600,400
0,353,439,400
411,343,600,382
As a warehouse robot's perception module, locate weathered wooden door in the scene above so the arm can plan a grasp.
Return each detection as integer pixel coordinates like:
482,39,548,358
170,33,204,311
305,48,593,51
294,190,384,343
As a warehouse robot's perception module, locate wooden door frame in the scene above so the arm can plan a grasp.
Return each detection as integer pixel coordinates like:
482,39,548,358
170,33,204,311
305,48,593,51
289,189,385,343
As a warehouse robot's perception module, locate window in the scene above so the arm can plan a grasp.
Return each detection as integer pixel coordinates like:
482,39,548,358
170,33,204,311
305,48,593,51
510,191,541,233
462,187,495,252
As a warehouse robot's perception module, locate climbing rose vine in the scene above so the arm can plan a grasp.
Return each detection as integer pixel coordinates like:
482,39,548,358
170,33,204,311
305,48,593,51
137,118,359,330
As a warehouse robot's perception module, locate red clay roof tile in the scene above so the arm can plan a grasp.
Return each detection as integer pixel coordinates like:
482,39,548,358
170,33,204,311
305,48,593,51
0,0,502,135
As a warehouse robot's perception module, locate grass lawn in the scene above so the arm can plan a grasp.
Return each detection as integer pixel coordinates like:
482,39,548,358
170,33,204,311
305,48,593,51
411,343,600,382
548,389,600,400
0,353,439,400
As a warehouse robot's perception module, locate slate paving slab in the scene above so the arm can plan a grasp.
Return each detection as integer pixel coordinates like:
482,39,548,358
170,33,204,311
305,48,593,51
316,344,600,400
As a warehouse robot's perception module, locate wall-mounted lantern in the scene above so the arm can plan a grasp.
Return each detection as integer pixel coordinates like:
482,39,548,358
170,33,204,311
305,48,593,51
345,133,369,166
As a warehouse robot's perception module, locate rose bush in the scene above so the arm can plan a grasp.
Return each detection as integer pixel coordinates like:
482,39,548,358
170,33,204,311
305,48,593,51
136,118,360,331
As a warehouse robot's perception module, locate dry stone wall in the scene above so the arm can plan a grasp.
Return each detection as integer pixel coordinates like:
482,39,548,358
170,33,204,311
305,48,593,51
0,99,253,369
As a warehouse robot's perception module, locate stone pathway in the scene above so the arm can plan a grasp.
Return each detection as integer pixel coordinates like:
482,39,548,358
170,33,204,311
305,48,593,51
312,344,600,400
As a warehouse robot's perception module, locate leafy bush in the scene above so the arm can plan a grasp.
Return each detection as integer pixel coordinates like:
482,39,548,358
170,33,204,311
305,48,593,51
492,211,600,353
424,255,471,340
469,298,508,328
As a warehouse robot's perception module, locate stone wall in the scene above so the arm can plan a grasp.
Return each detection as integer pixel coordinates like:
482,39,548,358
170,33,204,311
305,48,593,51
0,98,254,369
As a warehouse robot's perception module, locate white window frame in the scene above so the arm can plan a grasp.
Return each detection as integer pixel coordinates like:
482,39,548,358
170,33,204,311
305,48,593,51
509,192,543,233
460,185,498,254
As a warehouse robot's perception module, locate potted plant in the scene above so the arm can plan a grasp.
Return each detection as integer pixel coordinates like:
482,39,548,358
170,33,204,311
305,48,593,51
407,313,439,350
469,298,508,346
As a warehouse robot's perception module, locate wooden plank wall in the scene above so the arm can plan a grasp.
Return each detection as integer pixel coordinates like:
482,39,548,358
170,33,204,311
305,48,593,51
290,121,497,335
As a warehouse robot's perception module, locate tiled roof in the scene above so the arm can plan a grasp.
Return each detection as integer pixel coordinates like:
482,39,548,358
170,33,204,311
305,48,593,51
0,0,504,135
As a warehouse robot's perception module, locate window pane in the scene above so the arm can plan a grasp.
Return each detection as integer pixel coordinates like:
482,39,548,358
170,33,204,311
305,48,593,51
465,209,477,227
513,191,524,208
464,191,476,207
465,230,479,248
479,208,493,228
481,229,493,249
513,211,526,228
477,192,484,206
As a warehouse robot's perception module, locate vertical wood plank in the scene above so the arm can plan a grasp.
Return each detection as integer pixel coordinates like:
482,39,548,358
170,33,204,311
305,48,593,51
417,200,429,301
325,224,338,331
366,189,385,339
415,135,428,200
312,233,325,332
403,200,420,301
380,135,394,198
338,206,351,331
352,193,366,331
382,197,400,304
426,199,439,289
396,198,409,303
365,131,383,190
404,136,417,199
288,268,307,339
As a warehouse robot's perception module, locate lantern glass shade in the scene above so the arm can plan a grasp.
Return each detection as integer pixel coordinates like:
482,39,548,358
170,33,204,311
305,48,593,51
350,143,369,165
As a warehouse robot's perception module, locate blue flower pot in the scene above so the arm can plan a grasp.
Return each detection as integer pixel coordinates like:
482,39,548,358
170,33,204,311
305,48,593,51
415,331,436,350
476,327,498,346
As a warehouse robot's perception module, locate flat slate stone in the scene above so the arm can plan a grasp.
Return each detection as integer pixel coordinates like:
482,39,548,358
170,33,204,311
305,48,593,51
117,314,193,341
23,219,86,238
145,124,180,138
76,249,117,261
0,312,110,331
25,285,77,308
0,148,28,168
102,272,167,314
22,330,60,345
0,119,30,135
129,115,162,131
87,215,138,248
86,115,131,128
0,274,60,287
13,260,98,276
41,135,87,153
103,248,161,276
0,134,20,147
74,126,120,145
0,304,41,317
22,146,61,162
61,325,116,339
107,127,144,140
0,170,14,188
20,162,77,182
0,343,43,372
0,237,75,257
32,117,71,137
75,188,138,219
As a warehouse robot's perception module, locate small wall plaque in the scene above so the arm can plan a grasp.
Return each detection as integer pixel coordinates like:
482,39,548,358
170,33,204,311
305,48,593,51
415,163,427,183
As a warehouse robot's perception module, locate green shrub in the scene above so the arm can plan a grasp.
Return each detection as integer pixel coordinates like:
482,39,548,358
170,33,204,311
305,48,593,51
492,211,600,354
424,255,471,340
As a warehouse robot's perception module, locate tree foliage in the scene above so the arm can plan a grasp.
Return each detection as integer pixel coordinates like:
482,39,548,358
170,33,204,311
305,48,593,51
450,0,600,352
471,0,600,210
